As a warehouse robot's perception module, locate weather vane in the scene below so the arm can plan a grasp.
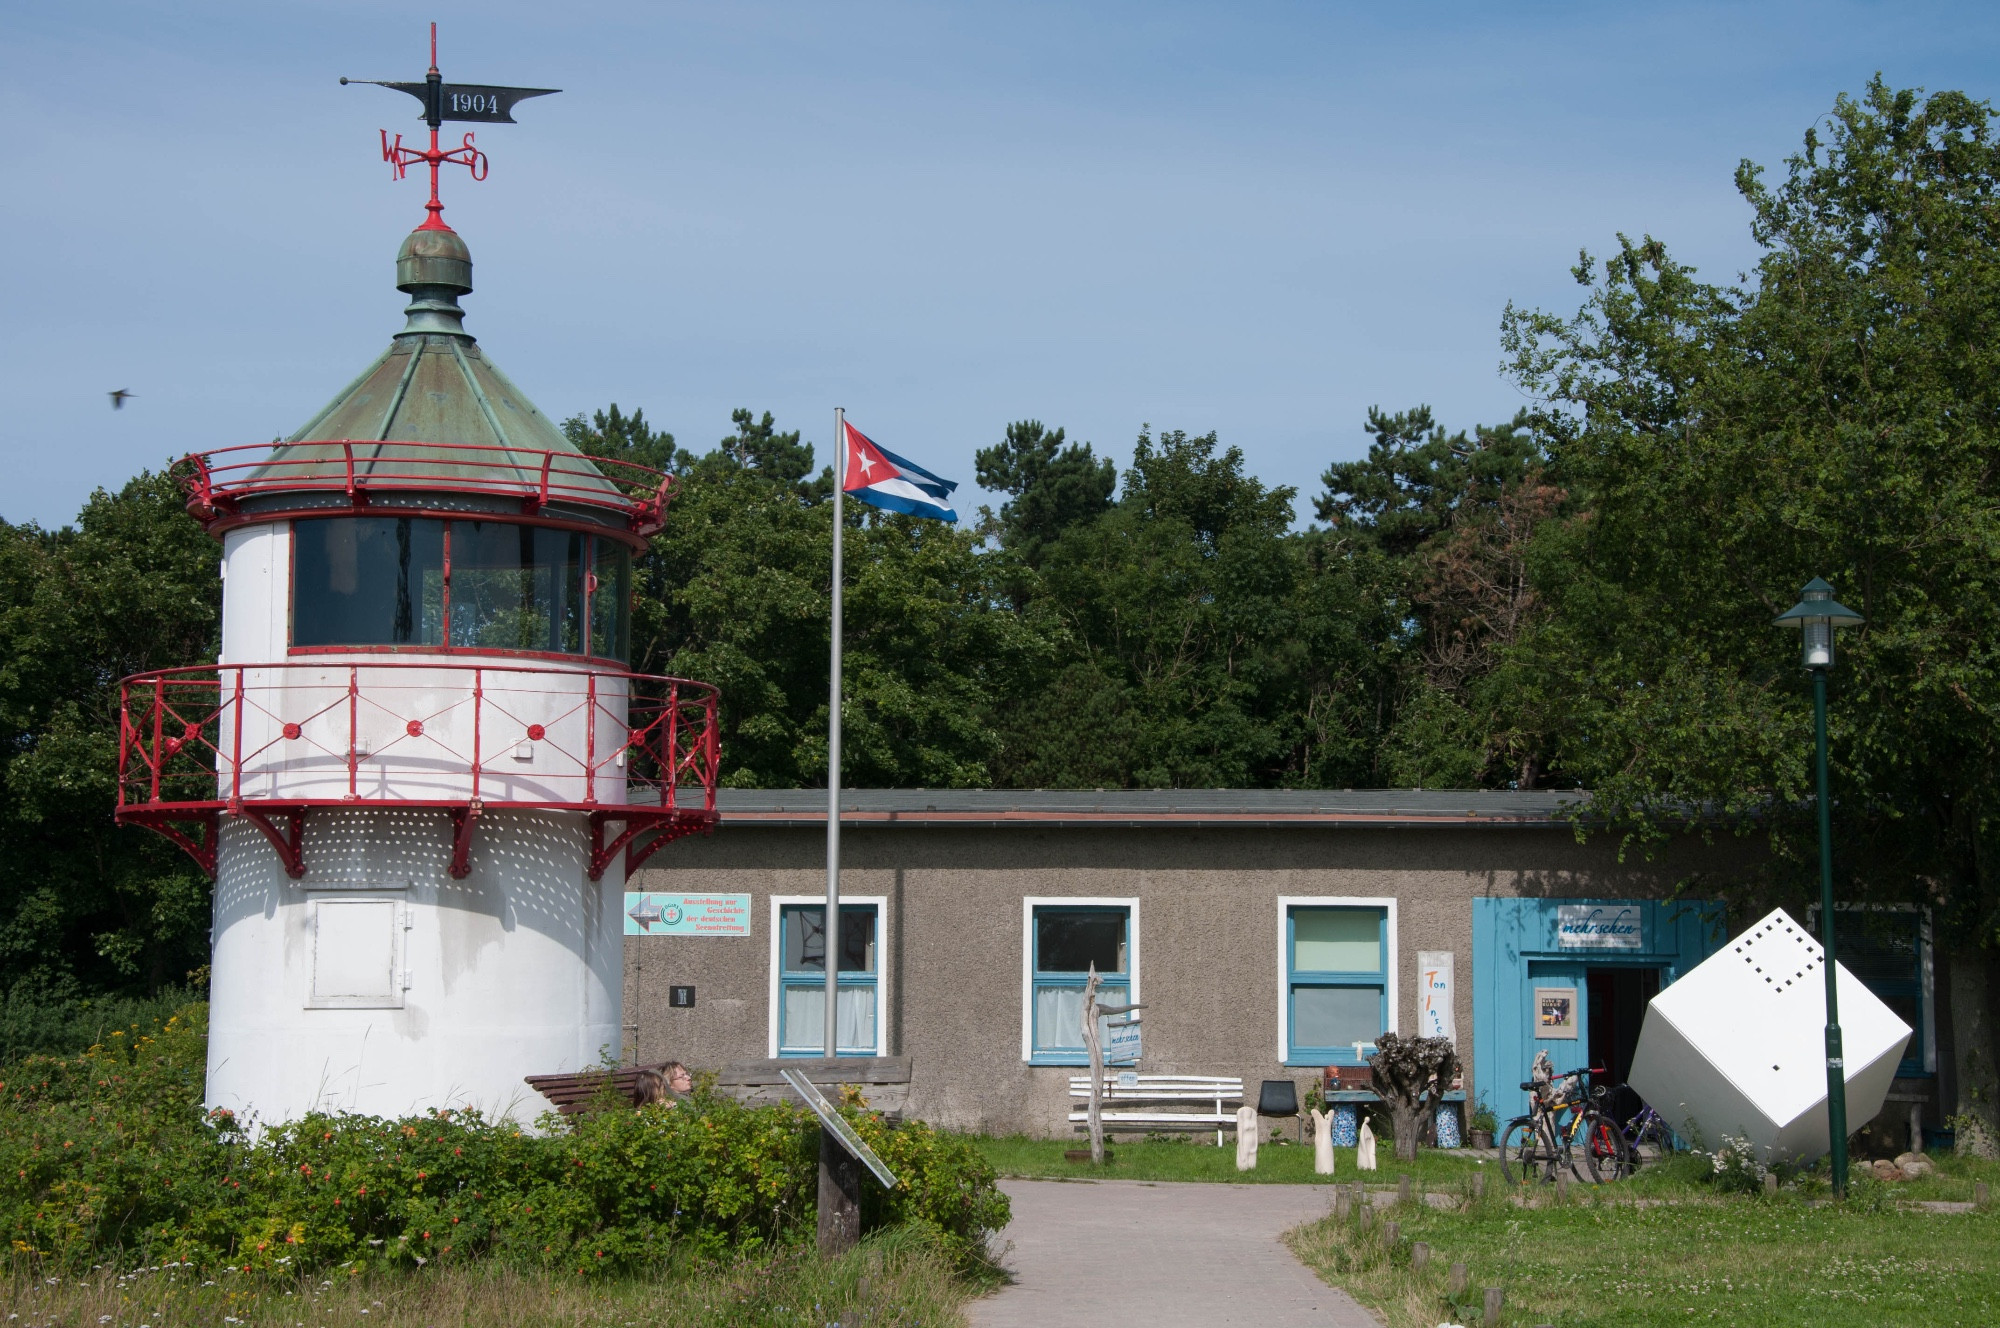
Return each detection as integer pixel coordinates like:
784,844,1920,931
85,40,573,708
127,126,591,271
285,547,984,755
342,23,558,230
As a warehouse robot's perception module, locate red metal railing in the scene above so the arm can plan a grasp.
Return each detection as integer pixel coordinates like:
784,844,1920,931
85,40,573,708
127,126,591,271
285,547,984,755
177,439,677,537
115,660,719,881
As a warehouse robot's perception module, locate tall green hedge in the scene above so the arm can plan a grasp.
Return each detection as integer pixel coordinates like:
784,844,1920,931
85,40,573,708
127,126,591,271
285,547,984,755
1,1005,1008,1276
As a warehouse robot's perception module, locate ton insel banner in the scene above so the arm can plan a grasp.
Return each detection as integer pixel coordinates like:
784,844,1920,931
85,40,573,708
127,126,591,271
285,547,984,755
624,893,751,936
1417,950,1456,1043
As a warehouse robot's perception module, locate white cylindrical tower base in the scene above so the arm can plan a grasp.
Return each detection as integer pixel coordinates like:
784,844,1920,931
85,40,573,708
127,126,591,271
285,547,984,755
206,806,625,1126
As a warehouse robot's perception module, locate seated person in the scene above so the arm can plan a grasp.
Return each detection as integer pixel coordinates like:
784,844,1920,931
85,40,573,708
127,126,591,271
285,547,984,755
634,1060,693,1107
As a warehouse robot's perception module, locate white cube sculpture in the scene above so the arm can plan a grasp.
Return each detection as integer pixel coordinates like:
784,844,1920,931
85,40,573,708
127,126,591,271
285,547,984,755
1627,908,1910,1163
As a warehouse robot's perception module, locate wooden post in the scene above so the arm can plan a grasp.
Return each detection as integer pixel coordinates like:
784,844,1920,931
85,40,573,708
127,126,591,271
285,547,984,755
817,1125,861,1255
1762,1172,1778,1196
1482,1286,1504,1323
1556,1170,1570,1202
1334,1190,1351,1219
1382,1219,1399,1246
1977,1181,1991,1207
1472,1170,1487,1200
1398,1173,1413,1208
1081,965,1105,1166
1410,1241,1430,1271
1448,1262,1469,1295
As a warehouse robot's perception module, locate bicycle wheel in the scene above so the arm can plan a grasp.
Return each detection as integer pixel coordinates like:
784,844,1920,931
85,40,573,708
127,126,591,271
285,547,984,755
1572,1107,1634,1182
1500,1116,1555,1186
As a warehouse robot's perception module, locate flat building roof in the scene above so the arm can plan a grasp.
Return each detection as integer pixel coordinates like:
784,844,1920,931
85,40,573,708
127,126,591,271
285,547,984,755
705,787,1588,829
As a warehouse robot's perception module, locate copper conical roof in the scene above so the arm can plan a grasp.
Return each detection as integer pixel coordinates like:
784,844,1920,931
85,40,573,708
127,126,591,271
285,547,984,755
240,221,627,524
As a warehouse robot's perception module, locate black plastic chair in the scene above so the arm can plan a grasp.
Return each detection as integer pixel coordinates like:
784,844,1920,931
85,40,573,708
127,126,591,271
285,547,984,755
1258,1079,1300,1141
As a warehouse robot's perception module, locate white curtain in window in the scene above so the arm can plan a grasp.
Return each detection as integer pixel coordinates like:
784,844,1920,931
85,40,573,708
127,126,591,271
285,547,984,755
782,985,876,1054
1035,985,1086,1051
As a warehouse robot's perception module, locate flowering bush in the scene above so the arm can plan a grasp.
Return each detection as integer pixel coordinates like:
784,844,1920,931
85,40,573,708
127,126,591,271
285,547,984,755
2,1005,1008,1277
1704,1134,1770,1194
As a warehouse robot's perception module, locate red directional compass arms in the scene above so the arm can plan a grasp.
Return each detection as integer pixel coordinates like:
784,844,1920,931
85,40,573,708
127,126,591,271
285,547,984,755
342,22,559,230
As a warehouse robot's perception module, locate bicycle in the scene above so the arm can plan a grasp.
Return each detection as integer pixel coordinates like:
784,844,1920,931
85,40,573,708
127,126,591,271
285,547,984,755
1607,1090,1675,1157
1500,1057,1634,1185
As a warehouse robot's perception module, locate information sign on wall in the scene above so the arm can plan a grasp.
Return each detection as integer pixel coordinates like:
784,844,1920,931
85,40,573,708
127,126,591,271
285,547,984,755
1556,904,1643,950
623,893,751,937
1417,950,1456,1043
1535,986,1579,1038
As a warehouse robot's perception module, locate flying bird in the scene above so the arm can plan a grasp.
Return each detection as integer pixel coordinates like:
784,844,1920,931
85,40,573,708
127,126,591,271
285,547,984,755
108,390,135,410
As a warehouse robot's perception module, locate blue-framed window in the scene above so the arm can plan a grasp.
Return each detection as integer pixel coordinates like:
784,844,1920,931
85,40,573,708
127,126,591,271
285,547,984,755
777,904,878,1057
1286,905,1387,1064
1029,905,1129,1065
1839,910,1928,1077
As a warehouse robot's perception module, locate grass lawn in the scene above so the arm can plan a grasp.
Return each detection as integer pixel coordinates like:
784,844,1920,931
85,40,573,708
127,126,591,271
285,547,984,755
1287,1154,2000,1328
2,1230,976,1328
973,1133,1492,1186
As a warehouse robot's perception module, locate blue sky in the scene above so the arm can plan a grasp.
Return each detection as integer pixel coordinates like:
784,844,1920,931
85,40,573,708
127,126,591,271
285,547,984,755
4,1,1998,530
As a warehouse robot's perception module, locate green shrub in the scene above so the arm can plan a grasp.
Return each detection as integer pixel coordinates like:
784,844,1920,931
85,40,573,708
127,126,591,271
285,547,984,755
2,1004,1010,1279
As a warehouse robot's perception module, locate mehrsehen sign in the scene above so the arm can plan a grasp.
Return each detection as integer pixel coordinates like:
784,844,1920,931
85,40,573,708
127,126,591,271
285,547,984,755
1104,1015,1141,1066
623,893,751,937
1556,904,1643,950
779,1068,899,1190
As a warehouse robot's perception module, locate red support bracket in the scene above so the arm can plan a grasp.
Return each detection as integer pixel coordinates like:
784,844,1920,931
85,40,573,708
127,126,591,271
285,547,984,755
239,806,308,879
121,807,221,878
449,801,482,879
586,808,718,880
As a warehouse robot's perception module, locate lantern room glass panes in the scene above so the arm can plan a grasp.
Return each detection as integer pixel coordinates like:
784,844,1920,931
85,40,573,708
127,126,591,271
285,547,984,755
293,516,445,647
777,904,879,1057
589,539,630,661
448,522,584,654
290,516,629,661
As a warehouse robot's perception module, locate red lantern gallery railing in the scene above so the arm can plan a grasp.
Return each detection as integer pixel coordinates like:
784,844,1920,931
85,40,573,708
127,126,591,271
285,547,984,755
115,660,719,881
177,439,677,538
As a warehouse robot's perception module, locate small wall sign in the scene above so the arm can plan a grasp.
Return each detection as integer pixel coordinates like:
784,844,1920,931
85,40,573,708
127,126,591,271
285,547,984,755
1556,904,1643,950
1536,986,1579,1039
623,893,751,937
669,985,695,1008
1104,1016,1141,1066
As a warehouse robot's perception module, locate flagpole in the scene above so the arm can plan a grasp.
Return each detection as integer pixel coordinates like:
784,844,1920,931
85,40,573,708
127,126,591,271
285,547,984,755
825,406,845,1059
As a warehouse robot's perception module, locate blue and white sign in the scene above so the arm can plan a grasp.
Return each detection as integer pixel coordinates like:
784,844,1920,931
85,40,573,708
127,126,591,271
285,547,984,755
1104,1016,1142,1066
1556,904,1643,950
623,893,751,937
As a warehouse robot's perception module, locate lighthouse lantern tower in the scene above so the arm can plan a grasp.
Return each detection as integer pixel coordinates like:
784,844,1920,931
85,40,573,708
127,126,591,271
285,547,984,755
114,34,718,1123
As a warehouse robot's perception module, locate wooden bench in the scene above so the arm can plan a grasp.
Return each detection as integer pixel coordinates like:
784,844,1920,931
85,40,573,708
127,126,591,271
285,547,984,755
524,1063,673,1115
713,1056,912,1122
1068,1074,1246,1145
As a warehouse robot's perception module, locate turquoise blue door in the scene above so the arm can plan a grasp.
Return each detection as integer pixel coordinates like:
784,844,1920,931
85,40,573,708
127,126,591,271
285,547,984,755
1472,898,1725,1120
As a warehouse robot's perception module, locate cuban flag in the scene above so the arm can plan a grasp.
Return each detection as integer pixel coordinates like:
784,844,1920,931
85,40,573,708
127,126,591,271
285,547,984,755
841,419,958,523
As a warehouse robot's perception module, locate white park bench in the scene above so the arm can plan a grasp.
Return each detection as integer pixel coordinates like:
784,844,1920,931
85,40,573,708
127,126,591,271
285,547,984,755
1068,1074,1246,1146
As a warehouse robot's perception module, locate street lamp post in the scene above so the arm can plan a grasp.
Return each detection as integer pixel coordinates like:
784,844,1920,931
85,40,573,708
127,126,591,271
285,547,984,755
1774,577,1865,1198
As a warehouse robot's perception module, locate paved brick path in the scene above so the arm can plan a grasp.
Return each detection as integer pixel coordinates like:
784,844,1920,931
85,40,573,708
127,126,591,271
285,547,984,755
970,1178,1382,1327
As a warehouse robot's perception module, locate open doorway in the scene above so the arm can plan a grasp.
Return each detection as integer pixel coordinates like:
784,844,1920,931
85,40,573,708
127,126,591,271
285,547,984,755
1587,966,1661,1121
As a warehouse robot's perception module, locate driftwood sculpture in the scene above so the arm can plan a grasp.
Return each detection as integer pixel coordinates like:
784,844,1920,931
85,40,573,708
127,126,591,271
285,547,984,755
1366,1031,1462,1163
1357,1117,1378,1170
1080,963,1147,1166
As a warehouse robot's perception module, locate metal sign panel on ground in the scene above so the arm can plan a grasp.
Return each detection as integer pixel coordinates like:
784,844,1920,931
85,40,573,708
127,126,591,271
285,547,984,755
779,1068,900,1190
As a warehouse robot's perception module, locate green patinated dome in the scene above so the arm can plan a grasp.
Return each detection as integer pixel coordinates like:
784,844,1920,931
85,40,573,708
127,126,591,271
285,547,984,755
241,222,623,516
396,224,473,295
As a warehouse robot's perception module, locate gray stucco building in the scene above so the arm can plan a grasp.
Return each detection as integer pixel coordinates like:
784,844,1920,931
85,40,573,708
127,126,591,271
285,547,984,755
618,789,1934,1140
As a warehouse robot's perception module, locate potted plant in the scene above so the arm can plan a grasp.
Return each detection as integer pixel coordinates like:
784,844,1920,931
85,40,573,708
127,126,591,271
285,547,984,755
1469,1094,1497,1150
